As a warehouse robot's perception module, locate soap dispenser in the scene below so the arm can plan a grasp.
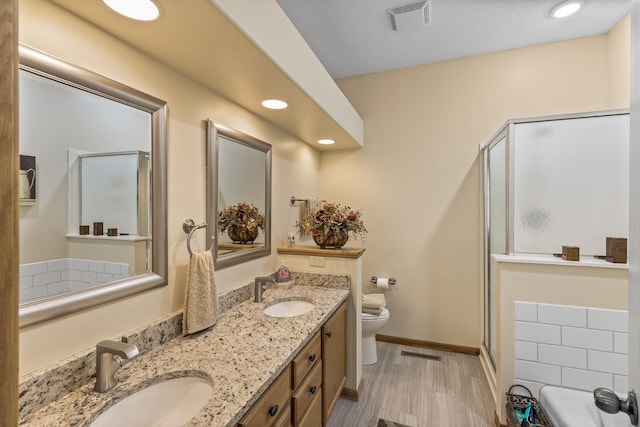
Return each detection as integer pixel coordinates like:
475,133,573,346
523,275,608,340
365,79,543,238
277,259,290,283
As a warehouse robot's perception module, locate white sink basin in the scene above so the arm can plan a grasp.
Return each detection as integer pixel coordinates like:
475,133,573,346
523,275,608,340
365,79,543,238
264,300,314,318
90,376,213,427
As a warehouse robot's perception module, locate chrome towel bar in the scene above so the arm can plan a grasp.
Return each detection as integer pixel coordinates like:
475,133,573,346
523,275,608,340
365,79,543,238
290,196,326,205
183,218,214,256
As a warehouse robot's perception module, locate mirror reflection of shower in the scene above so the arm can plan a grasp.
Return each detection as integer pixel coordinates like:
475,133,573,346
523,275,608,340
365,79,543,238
78,151,150,236
17,44,167,326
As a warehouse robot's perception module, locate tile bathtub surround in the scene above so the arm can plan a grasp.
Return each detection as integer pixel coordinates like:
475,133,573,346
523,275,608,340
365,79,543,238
18,271,350,420
513,302,629,399
19,258,130,304
20,285,350,427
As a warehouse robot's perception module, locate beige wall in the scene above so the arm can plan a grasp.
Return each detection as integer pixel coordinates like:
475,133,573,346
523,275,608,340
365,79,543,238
18,1,321,375
608,14,631,109
329,24,629,349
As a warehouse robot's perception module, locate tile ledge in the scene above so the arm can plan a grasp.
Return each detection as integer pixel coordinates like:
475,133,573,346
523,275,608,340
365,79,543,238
492,254,628,270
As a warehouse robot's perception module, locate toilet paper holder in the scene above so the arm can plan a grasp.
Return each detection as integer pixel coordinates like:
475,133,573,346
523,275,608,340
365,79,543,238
370,276,396,285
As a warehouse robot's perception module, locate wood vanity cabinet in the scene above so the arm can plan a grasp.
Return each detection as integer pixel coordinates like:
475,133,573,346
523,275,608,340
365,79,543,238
237,301,347,427
321,302,347,425
237,364,292,427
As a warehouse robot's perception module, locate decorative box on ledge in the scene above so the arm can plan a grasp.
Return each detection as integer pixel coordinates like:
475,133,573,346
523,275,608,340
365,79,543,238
562,245,580,261
606,237,627,263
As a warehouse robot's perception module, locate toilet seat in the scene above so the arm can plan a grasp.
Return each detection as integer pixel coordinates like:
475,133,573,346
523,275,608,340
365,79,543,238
362,308,390,320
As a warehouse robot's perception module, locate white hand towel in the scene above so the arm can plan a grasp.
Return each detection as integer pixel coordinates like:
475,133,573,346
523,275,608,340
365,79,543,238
362,293,386,315
183,251,218,335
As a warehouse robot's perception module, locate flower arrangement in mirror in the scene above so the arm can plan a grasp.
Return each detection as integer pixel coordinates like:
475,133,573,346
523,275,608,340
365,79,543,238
297,203,367,249
218,202,265,243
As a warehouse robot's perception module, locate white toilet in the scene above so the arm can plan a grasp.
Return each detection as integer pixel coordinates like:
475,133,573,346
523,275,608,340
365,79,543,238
361,307,390,365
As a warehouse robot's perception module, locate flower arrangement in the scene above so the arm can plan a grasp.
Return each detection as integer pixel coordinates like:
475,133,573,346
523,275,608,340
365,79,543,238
297,203,367,245
218,202,265,235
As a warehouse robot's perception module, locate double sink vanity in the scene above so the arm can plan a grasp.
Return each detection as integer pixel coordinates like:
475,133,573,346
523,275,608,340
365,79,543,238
19,282,349,427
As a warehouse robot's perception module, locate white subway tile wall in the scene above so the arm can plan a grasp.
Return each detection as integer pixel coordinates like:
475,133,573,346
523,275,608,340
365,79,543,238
19,259,130,304
614,332,629,354
514,301,538,322
513,302,629,399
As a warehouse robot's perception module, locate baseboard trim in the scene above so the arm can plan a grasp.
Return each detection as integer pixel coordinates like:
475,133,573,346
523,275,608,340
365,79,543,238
341,378,363,401
376,334,480,355
495,410,506,427
479,345,497,404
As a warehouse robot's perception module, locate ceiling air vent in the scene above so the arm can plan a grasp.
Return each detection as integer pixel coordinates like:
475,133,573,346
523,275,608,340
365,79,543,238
389,1,430,32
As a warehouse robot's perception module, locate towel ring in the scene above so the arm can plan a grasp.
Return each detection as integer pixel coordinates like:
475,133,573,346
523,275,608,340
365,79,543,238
183,218,214,256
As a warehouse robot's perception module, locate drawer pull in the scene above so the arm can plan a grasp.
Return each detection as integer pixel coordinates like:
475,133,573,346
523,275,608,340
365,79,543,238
268,404,279,417
326,331,332,338
308,354,317,362
309,385,317,395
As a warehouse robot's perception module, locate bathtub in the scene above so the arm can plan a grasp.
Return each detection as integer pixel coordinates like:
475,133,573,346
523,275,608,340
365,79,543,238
539,385,630,427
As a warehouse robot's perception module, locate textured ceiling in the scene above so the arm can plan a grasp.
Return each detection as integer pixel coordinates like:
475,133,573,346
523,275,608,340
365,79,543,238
276,0,631,79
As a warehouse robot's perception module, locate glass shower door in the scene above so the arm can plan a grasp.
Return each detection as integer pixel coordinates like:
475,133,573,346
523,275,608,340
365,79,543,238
484,134,507,365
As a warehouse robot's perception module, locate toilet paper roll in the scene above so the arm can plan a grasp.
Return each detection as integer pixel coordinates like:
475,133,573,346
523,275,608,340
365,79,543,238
376,277,390,290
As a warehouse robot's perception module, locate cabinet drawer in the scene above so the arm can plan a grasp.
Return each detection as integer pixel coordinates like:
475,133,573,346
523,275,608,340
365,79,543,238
238,365,292,427
297,390,322,427
292,362,322,425
273,404,292,427
292,331,321,389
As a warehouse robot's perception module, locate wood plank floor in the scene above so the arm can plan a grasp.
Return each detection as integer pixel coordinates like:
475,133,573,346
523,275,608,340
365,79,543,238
327,342,495,427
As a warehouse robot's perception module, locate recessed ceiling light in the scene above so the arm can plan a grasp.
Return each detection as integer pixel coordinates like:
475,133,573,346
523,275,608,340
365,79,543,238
261,99,288,110
318,139,335,145
550,1,582,18
103,0,160,21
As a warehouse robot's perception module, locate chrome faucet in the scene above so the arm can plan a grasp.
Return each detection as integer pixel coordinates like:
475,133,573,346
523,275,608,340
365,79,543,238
254,277,275,302
94,337,139,392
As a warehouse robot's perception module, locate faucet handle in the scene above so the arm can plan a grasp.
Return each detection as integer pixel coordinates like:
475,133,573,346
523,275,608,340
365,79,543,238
96,339,139,359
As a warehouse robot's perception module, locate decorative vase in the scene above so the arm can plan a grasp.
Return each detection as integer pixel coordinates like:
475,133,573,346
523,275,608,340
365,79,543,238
228,225,259,243
313,229,348,249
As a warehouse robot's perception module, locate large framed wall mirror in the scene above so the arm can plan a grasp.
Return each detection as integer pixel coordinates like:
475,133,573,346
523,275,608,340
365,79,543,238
207,120,272,269
18,44,167,327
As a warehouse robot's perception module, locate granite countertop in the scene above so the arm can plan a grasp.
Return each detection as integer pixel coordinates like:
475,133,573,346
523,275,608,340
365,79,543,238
20,285,349,427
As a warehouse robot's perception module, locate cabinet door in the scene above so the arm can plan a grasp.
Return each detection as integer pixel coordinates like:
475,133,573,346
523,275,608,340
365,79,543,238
321,302,346,425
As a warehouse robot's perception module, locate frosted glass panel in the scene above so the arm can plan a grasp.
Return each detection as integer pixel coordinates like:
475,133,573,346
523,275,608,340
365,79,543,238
81,153,142,234
487,137,506,363
489,138,507,256
513,115,629,255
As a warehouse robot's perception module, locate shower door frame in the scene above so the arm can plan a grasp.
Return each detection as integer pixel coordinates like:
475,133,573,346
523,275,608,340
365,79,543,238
480,108,629,370
482,125,509,369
